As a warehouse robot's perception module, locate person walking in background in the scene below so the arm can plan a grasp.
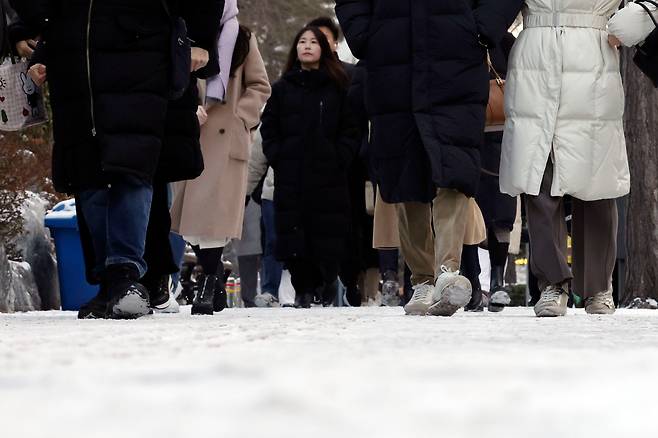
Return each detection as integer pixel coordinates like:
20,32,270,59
462,31,518,313
260,26,359,308
500,0,629,317
247,130,283,306
171,0,271,316
23,0,223,319
336,0,523,317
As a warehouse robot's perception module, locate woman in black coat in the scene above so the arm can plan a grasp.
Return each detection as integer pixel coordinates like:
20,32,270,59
260,26,360,308
21,0,223,318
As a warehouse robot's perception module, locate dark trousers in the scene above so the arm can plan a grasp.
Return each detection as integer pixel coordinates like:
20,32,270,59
76,175,153,278
260,200,283,297
525,162,618,298
237,254,260,306
288,259,339,296
77,180,178,290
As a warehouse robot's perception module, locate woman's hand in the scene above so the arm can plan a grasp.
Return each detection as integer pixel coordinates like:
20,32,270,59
196,105,208,126
28,63,47,86
16,39,38,57
191,47,209,72
608,34,622,48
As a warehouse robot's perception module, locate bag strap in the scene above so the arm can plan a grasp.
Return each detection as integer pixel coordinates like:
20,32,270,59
487,50,504,86
636,1,658,29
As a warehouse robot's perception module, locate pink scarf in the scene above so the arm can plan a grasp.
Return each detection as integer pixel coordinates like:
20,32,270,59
206,0,239,102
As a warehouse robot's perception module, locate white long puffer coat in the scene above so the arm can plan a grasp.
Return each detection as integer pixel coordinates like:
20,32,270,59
500,0,630,201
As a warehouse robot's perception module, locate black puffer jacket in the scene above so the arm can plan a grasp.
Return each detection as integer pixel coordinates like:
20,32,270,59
335,0,522,203
261,68,360,262
15,0,223,192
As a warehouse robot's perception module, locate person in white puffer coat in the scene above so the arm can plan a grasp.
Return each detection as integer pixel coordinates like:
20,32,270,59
500,0,629,317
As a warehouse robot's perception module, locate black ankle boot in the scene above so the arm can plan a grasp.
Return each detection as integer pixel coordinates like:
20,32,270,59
213,280,227,312
192,274,217,315
294,291,314,309
105,263,150,319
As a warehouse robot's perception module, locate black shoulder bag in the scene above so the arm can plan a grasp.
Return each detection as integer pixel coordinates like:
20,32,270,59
633,0,658,88
160,0,191,100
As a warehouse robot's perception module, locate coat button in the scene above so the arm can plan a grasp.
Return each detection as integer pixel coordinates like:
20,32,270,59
219,129,226,134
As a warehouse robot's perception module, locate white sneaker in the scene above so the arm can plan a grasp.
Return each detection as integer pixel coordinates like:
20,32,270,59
585,289,615,315
427,266,472,317
404,282,434,315
534,284,568,317
255,292,280,308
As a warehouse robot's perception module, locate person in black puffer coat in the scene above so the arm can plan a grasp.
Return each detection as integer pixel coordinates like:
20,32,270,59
461,32,519,313
336,0,522,317
260,26,360,308
19,0,224,319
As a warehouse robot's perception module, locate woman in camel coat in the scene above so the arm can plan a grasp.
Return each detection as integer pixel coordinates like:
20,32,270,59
170,25,271,314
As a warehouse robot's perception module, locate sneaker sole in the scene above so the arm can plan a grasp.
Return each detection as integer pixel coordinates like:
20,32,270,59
585,307,616,315
404,301,430,315
110,292,150,319
534,307,567,317
153,300,181,314
427,285,471,317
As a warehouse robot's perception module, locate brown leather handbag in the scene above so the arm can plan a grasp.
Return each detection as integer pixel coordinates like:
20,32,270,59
486,52,505,132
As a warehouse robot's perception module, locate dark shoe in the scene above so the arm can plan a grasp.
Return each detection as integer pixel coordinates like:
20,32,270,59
345,286,361,307
78,285,109,319
213,281,227,313
464,286,484,312
192,274,217,315
147,275,170,308
488,265,510,312
105,264,151,319
294,291,314,309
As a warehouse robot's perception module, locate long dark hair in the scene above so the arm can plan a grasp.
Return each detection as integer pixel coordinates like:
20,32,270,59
230,25,252,77
283,26,349,89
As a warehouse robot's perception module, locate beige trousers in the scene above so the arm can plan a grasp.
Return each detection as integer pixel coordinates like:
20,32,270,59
396,189,486,286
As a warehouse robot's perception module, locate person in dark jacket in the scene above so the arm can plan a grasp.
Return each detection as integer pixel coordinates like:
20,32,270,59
462,32,518,313
336,0,522,317
260,26,360,308
21,0,224,319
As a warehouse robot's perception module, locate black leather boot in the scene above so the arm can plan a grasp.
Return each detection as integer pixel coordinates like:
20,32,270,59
192,274,218,315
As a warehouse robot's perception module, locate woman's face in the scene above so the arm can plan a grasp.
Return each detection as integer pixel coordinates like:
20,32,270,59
297,30,322,69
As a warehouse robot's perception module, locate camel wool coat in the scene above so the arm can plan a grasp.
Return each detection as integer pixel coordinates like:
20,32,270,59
171,34,271,244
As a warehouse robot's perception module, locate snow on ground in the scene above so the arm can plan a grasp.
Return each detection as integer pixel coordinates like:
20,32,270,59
2,307,658,438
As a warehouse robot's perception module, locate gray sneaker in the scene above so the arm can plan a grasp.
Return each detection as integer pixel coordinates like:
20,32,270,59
404,282,434,315
534,284,569,317
427,266,472,317
585,289,615,315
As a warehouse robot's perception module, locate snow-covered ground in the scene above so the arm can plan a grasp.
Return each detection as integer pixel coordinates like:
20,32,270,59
2,306,658,438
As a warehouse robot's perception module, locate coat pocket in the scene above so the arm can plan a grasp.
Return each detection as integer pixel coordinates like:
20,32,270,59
227,116,251,161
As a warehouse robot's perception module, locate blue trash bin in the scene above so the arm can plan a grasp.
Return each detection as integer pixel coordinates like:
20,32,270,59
44,199,99,311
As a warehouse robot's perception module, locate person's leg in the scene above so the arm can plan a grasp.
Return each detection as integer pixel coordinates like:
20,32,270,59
396,202,434,286
524,162,571,317
190,245,225,315
141,181,178,307
288,259,317,308
260,200,283,298
461,244,483,311
428,189,474,316
77,174,153,318
572,198,617,314
238,254,260,307
339,256,361,306
487,228,512,312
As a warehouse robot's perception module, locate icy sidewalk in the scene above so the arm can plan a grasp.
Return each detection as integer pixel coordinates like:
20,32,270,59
1,307,658,438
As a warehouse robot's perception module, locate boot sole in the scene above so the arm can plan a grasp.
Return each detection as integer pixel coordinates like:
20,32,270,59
427,285,471,317
110,291,150,319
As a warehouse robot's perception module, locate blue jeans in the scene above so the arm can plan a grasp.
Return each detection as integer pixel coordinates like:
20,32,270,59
260,199,283,297
77,175,153,278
